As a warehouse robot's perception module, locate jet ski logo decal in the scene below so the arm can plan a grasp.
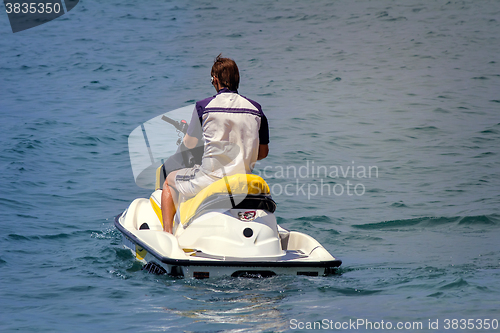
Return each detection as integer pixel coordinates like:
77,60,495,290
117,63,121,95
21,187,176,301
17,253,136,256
238,211,256,221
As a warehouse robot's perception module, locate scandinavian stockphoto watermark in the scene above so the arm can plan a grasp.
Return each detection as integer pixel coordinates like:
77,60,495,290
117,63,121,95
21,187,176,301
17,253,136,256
289,318,499,331
252,160,379,199
127,105,380,194
3,0,79,33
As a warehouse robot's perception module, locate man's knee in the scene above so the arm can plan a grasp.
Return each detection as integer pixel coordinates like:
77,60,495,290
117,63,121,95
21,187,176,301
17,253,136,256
166,170,178,189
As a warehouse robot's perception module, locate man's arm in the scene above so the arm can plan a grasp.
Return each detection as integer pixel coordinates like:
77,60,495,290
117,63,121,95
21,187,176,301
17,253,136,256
183,134,199,149
257,144,268,160
183,106,202,149
257,113,269,160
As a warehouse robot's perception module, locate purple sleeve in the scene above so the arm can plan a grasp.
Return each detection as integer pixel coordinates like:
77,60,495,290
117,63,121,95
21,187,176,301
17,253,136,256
244,97,269,144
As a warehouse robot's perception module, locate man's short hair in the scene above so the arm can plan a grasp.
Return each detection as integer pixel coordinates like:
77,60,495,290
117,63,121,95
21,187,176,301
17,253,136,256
211,54,240,91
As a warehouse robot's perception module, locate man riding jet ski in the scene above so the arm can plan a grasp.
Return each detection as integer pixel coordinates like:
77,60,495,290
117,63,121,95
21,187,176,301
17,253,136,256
160,54,270,234
115,55,341,278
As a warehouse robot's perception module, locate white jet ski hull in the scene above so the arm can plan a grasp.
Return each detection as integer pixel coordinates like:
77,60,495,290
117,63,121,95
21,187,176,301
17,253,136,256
115,194,342,279
119,106,341,279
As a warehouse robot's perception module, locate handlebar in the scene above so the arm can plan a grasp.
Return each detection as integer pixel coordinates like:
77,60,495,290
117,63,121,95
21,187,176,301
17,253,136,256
161,115,188,134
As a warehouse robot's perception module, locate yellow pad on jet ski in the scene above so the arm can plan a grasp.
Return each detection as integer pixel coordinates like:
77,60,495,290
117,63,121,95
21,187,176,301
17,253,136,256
179,174,270,226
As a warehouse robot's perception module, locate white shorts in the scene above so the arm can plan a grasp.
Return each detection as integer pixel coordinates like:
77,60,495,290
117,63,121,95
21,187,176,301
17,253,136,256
174,166,218,198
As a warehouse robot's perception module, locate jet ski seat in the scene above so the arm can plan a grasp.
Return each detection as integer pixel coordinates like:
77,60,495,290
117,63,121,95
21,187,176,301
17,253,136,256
178,174,276,226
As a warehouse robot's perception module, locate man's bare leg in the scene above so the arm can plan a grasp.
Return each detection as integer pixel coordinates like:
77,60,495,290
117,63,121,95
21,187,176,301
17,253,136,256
161,171,178,234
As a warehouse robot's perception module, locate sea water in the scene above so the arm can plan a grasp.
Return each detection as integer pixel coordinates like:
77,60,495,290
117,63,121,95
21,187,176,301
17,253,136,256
0,0,499,332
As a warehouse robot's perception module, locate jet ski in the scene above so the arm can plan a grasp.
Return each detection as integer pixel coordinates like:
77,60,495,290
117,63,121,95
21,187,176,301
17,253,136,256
115,108,341,279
